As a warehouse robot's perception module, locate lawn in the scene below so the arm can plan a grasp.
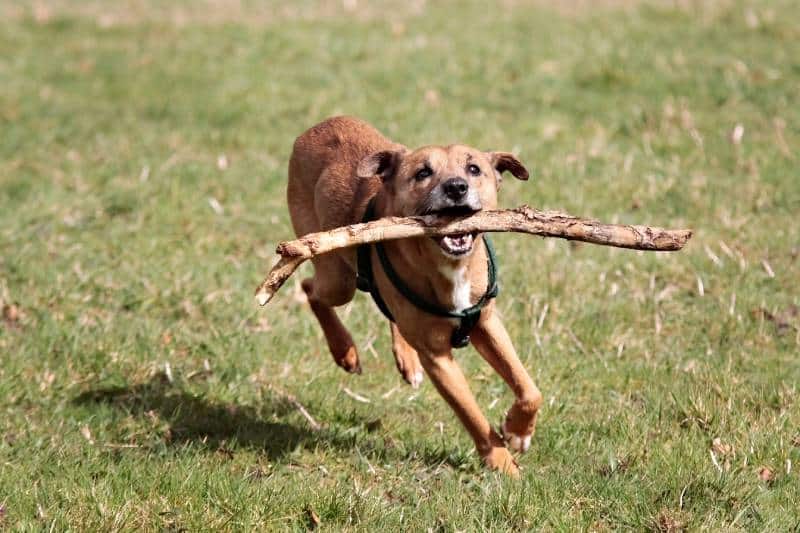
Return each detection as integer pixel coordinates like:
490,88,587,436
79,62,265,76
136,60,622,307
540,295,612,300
1,0,799,530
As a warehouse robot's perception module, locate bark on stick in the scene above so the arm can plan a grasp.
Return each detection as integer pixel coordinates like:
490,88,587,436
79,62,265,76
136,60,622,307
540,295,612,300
255,205,692,306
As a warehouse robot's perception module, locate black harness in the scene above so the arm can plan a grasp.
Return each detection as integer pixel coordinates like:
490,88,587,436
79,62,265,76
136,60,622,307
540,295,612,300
356,198,499,348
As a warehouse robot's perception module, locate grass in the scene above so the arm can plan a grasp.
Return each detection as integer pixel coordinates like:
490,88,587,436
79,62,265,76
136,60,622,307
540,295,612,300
1,0,799,529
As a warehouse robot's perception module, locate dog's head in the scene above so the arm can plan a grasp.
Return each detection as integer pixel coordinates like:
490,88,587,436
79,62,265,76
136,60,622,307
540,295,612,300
357,145,529,257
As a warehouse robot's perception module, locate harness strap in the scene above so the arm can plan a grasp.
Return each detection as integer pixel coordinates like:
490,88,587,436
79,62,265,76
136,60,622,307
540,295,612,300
356,197,499,348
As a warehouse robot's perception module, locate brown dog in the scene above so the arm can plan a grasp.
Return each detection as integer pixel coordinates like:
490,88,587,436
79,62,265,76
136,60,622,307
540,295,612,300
287,116,542,476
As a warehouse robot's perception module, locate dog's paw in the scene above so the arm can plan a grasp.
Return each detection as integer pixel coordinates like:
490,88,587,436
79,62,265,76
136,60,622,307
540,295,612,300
502,421,532,453
335,346,362,374
483,446,520,478
394,350,424,388
397,365,423,388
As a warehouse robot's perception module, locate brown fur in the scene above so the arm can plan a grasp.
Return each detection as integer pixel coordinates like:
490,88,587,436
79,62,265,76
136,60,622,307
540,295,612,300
287,116,541,476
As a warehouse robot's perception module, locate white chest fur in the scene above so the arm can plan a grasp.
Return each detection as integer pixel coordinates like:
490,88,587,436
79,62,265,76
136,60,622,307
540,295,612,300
440,264,472,312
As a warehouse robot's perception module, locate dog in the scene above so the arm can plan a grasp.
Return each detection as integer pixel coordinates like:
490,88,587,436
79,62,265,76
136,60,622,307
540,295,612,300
287,116,542,476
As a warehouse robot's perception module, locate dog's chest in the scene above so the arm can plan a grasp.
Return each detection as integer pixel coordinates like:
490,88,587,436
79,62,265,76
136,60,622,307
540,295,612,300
439,264,472,312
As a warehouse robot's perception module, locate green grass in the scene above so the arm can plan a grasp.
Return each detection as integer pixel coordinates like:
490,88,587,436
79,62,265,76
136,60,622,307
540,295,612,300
2,0,799,530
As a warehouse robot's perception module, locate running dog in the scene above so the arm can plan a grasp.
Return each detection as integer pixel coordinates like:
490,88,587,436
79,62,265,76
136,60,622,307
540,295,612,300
287,116,541,476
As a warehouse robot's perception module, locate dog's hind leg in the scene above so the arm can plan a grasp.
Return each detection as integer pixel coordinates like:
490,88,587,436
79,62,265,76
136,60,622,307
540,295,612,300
470,310,542,453
289,173,360,374
390,323,423,388
301,256,361,374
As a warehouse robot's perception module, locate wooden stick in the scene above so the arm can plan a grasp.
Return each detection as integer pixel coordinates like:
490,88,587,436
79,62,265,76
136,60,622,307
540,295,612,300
254,205,692,306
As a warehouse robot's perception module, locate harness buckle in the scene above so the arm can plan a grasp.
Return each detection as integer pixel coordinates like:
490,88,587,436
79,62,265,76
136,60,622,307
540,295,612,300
451,330,471,348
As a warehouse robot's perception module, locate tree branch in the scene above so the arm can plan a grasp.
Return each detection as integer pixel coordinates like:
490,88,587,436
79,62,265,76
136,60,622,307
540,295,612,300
255,205,692,306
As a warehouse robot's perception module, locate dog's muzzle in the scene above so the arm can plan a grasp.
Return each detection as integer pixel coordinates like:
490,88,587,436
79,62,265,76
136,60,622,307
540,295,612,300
420,179,482,257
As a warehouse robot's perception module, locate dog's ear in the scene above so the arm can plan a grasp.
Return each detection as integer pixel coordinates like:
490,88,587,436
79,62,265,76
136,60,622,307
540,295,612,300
356,150,403,181
488,151,529,181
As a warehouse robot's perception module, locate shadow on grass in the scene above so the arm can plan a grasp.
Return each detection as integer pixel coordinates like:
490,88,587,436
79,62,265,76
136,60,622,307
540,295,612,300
73,375,315,461
73,375,473,470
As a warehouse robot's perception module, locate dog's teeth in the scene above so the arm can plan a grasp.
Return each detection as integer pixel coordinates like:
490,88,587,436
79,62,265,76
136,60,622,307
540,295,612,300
440,233,474,255
436,232,476,257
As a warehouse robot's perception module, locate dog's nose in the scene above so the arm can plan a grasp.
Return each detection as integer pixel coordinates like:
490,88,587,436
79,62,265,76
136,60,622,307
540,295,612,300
442,177,469,201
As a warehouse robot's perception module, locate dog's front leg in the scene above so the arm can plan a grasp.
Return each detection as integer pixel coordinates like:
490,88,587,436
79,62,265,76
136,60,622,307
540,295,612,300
390,323,424,388
419,349,519,476
471,310,542,453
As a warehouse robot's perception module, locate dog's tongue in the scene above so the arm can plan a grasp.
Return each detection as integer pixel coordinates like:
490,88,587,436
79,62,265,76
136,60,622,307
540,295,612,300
445,234,470,247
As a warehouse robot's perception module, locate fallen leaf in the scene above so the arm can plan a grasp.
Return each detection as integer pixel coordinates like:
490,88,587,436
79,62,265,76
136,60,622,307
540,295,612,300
654,509,686,532
711,437,733,456
424,89,440,107
216,446,234,460
752,305,799,335
758,466,775,483
208,197,224,215
598,452,634,477
2,303,20,322
80,425,94,444
305,507,320,529
710,437,733,472
245,464,271,481
730,124,744,145
39,370,56,391
2,303,24,329
161,331,173,346
682,359,698,373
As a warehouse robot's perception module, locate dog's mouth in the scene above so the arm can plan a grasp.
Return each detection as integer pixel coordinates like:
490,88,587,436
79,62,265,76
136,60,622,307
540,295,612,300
433,232,477,257
422,206,481,257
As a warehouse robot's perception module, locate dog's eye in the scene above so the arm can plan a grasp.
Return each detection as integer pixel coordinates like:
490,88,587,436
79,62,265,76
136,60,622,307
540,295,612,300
467,164,481,176
415,167,432,181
